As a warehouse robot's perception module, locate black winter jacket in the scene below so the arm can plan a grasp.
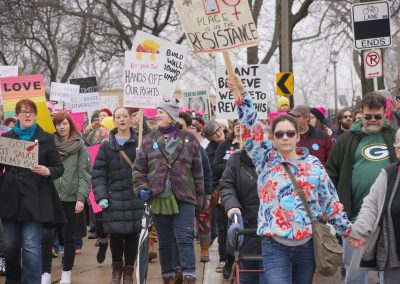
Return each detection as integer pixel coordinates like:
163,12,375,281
220,151,261,256
92,128,144,234
0,126,66,227
213,140,240,187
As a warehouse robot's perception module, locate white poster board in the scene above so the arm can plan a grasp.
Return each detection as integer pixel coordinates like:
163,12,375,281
216,64,272,119
0,65,19,105
50,82,80,102
182,89,211,121
99,95,120,111
174,0,259,53
70,77,100,113
124,31,187,109
0,137,38,169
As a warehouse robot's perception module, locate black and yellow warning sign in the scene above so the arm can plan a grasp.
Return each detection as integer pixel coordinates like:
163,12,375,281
276,72,294,96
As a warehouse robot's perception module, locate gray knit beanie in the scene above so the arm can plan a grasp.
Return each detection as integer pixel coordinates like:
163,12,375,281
204,120,221,139
157,99,180,122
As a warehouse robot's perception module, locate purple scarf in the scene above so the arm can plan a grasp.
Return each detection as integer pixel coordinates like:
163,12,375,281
158,124,180,139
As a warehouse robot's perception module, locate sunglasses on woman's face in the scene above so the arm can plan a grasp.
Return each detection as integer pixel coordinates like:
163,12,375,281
274,130,296,139
363,114,383,121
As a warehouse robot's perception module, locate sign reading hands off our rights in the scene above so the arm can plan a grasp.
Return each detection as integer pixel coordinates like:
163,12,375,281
0,136,39,169
124,31,186,109
174,0,259,53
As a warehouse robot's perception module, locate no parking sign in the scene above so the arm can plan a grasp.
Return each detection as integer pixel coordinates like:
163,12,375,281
363,49,382,79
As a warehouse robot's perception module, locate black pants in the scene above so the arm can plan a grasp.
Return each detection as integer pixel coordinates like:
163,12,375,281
109,234,138,266
0,219,5,252
42,202,77,273
215,204,234,263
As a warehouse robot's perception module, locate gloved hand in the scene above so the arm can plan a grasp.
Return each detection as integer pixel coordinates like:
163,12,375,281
139,188,152,201
98,199,109,209
228,212,244,248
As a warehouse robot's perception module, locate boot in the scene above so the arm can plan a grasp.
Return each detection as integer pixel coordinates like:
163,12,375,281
200,242,209,262
122,265,134,284
97,241,108,264
183,276,196,284
110,262,123,284
148,238,157,261
163,276,175,284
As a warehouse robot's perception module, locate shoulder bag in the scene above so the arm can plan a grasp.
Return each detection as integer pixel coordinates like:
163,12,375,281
283,163,343,277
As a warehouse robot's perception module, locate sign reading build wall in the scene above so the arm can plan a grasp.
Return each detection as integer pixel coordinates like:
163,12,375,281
174,0,259,53
216,64,272,119
70,77,100,113
0,74,56,132
124,31,186,109
182,89,211,121
0,136,39,169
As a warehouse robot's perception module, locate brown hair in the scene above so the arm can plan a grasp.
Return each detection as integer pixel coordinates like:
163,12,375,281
337,108,352,127
15,99,37,114
361,92,386,111
52,112,79,138
271,114,299,134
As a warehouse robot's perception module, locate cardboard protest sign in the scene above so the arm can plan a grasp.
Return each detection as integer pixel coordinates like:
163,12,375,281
124,31,186,109
69,77,100,113
50,82,80,102
216,64,272,119
0,66,18,78
0,74,56,132
174,0,259,53
182,89,211,121
69,112,85,132
0,136,38,169
99,95,119,111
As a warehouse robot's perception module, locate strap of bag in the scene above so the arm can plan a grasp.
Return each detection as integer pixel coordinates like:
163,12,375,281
283,163,314,221
119,150,134,168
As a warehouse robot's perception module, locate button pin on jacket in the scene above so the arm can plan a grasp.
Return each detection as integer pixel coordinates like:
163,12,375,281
152,141,158,149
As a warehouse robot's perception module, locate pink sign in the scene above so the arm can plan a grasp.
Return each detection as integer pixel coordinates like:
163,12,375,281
88,144,102,213
70,112,85,132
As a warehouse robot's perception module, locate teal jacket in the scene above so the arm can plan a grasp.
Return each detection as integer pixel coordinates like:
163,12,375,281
54,139,92,203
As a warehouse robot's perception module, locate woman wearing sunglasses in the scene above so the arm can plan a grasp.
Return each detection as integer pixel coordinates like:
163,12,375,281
227,76,352,284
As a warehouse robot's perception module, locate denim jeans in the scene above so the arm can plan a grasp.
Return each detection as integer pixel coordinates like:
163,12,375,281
342,237,368,284
3,220,43,284
239,259,267,284
262,237,315,284
154,201,196,278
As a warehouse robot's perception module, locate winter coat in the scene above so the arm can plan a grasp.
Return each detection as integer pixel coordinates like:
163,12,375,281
92,128,144,234
350,162,400,270
220,150,262,256
0,126,66,227
200,147,212,195
326,120,396,217
54,138,91,203
213,140,240,186
132,129,204,210
297,125,332,165
236,92,352,239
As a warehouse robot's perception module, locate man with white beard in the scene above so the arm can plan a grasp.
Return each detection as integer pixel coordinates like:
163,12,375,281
332,108,354,142
326,92,397,284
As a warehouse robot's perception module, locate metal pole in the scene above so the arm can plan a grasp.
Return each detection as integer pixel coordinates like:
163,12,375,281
333,62,338,118
280,0,292,106
373,77,378,91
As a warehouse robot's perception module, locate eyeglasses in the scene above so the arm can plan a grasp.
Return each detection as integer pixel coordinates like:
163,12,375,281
163,98,180,103
363,114,383,121
342,115,352,119
274,130,296,139
19,110,36,116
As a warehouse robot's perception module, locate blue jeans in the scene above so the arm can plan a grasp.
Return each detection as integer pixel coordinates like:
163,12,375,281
154,201,196,279
262,238,315,284
342,237,368,284
3,221,43,284
239,259,266,284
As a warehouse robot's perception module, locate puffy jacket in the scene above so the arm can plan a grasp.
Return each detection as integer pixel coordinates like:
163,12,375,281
92,128,144,234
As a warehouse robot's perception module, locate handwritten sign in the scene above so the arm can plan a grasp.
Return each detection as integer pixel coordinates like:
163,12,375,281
99,95,119,111
124,31,186,108
50,82,80,102
216,64,272,119
182,89,211,121
174,0,259,53
0,66,18,78
0,136,39,169
70,77,99,112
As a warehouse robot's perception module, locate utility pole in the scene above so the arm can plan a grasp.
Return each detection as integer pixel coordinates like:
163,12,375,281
280,0,293,106
331,51,339,119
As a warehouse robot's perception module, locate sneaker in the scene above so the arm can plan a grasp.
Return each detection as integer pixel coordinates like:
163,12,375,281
41,272,51,284
223,261,232,280
0,253,6,276
60,270,71,284
215,261,225,273
96,242,108,264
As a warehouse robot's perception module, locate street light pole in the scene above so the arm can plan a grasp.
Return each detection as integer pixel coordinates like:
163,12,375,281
331,51,339,119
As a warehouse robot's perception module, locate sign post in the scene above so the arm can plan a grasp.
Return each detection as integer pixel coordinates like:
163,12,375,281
351,1,391,50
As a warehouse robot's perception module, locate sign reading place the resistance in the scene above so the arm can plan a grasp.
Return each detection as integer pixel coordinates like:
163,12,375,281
276,72,293,96
351,1,391,50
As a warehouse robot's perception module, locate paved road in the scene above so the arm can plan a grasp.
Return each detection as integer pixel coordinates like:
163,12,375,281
0,237,379,283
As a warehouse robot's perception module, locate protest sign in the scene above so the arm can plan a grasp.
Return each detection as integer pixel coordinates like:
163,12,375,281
88,144,102,213
70,112,85,132
70,77,100,113
124,30,186,109
99,95,119,111
0,66,18,78
216,64,272,119
0,136,38,169
174,0,259,53
0,74,55,132
182,89,211,121
50,82,80,102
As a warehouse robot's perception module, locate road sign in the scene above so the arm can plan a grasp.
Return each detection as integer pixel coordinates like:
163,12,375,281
351,1,391,50
276,72,293,96
363,49,383,79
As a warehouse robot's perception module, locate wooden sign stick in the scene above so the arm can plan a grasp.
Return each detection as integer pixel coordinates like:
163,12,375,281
138,109,144,148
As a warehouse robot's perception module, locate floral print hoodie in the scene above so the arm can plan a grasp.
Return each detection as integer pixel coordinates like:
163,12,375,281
237,93,352,239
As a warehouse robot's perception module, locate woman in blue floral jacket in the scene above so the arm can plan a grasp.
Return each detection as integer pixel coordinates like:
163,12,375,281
227,76,352,284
